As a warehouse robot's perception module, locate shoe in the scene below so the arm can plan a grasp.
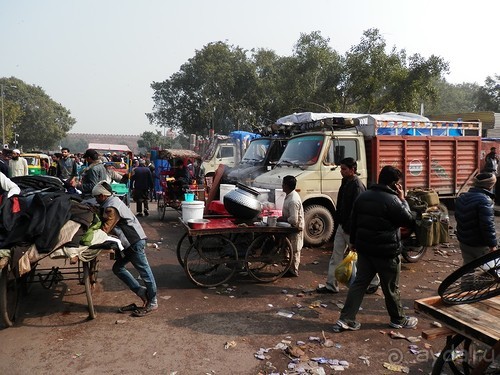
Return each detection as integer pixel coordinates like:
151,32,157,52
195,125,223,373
390,316,418,329
283,269,299,277
136,212,143,217
366,284,379,294
132,303,158,317
118,303,138,313
316,286,338,294
144,210,149,217
332,319,361,332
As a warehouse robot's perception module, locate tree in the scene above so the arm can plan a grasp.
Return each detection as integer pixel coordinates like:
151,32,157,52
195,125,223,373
475,75,500,112
0,77,76,151
425,79,480,115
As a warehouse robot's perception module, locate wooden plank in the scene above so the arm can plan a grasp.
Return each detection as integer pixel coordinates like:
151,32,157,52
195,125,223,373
415,296,500,346
204,164,226,213
422,327,455,340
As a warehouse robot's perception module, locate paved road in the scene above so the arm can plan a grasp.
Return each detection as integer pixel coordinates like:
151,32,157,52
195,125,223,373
0,204,492,374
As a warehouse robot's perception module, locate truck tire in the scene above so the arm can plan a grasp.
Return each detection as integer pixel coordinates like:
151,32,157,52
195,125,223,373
303,205,334,247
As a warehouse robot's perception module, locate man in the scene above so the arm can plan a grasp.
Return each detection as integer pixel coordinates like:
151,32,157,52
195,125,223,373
277,175,304,277
333,166,417,332
130,159,153,216
0,171,21,197
78,149,108,198
92,180,158,317
0,150,9,176
168,159,190,201
483,147,499,174
8,149,28,177
455,172,497,265
57,147,78,187
317,158,379,294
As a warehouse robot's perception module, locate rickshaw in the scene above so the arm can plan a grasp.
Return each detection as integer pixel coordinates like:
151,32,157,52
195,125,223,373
21,153,52,176
154,149,204,220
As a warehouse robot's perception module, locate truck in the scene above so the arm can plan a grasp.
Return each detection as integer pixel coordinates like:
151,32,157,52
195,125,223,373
225,136,288,185
252,112,482,247
201,131,260,178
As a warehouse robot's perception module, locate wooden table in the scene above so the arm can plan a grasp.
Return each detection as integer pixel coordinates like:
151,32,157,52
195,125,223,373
415,295,500,374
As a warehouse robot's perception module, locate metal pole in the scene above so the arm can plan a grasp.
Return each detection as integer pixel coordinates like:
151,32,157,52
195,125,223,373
1,84,4,146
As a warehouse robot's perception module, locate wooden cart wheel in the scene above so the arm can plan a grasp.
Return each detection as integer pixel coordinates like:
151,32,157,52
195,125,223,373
83,260,97,320
183,235,238,287
176,233,193,268
0,263,20,328
245,235,292,283
438,250,500,305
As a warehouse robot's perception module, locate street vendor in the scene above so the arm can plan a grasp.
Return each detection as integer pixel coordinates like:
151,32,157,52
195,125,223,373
168,159,190,201
277,175,304,277
91,180,158,317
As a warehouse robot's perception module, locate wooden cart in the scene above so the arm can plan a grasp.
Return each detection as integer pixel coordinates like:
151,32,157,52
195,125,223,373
178,217,298,287
414,295,500,374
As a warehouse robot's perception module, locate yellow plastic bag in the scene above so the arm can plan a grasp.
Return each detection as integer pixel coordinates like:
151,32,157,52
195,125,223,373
335,250,358,285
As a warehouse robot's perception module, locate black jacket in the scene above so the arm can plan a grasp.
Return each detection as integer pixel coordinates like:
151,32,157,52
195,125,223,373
350,184,414,258
335,175,365,234
455,187,497,247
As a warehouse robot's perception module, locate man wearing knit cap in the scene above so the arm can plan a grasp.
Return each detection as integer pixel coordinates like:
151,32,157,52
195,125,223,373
455,172,498,265
92,181,158,317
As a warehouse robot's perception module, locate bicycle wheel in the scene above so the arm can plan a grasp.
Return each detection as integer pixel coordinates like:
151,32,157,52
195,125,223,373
431,334,473,375
438,250,500,305
0,262,20,328
245,235,292,283
83,260,97,319
184,235,238,287
157,195,166,220
176,232,193,268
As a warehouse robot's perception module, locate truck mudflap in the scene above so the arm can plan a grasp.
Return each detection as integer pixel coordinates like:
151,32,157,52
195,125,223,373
303,204,334,247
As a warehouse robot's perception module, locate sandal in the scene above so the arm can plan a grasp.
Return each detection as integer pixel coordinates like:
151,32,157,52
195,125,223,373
132,305,158,317
118,303,138,313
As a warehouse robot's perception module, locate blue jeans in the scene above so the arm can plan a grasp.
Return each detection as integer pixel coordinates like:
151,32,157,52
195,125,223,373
112,239,157,305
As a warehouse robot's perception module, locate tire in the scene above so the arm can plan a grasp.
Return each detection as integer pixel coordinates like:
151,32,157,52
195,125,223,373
245,235,292,283
157,195,166,220
401,234,427,263
184,235,238,287
438,250,500,305
176,233,193,267
83,261,97,319
303,205,334,247
0,264,20,328
431,334,473,375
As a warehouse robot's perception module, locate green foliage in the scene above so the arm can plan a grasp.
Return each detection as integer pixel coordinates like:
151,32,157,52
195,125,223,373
0,77,76,150
425,79,480,114
475,75,500,112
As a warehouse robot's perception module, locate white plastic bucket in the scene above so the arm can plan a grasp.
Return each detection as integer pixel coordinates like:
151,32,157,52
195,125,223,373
219,184,236,201
182,201,205,222
275,189,286,210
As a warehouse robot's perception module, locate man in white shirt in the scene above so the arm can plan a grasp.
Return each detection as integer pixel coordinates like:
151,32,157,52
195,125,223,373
8,149,28,177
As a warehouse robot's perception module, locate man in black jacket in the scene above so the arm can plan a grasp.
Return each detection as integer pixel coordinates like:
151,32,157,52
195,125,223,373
317,158,379,294
333,166,417,332
455,172,497,265
130,159,153,216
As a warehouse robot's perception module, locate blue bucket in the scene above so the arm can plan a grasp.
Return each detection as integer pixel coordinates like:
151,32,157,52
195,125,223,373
184,193,195,202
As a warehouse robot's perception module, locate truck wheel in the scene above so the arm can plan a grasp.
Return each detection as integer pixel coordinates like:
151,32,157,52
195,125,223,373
303,205,334,247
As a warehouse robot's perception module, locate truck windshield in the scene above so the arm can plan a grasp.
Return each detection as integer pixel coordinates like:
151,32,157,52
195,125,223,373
241,139,271,163
278,135,323,166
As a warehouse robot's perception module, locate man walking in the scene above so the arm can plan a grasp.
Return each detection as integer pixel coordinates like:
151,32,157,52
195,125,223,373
333,166,417,332
455,172,497,265
130,159,153,216
277,175,304,277
317,158,379,294
92,181,158,317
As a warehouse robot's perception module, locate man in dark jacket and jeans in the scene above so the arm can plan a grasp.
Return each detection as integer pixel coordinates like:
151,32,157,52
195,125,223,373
131,160,154,216
317,157,379,294
455,172,497,265
333,166,417,332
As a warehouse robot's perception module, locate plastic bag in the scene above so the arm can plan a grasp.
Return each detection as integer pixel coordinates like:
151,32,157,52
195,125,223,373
335,250,358,286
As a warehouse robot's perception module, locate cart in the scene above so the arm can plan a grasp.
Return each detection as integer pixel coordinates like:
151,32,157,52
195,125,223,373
155,149,205,220
415,296,500,374
0,245,103,328
178,216,298,287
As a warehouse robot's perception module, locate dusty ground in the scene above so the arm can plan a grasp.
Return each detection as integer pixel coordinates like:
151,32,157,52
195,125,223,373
0,204,485,374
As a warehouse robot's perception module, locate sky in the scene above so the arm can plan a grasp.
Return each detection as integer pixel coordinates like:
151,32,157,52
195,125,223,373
1,0,498,136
